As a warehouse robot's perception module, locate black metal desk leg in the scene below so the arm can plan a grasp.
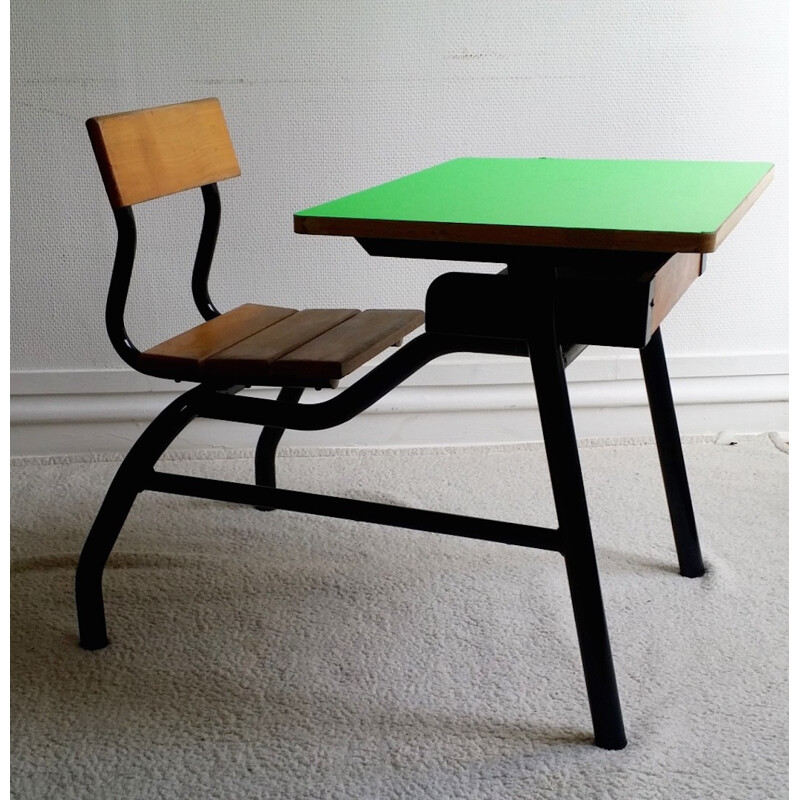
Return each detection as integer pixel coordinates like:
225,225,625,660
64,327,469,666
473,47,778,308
640,329,705,578
511,264,627,750
254,386,305,511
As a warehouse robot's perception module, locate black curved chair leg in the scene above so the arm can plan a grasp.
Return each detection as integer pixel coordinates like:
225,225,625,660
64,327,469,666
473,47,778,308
254,386,305,511
75,387,205,650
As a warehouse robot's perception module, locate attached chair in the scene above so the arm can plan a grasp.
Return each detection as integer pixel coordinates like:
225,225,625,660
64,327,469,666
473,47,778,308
79,98,706,751
79,96,430,646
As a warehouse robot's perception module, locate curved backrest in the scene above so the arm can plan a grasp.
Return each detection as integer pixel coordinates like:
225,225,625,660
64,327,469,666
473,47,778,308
86,98,241,208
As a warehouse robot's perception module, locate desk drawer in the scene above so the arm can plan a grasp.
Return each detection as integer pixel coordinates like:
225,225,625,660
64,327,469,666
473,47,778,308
425,252,702,348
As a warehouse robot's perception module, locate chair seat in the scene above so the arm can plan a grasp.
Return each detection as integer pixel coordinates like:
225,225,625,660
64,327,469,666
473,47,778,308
136,303,424,388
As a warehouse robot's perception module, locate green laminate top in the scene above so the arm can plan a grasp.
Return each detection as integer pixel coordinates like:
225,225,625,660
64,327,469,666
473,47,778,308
295,158,773,252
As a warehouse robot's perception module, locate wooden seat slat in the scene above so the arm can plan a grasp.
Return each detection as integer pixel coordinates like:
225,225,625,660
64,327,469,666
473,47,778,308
137,304,297,379
201,308,360,380
271,309,425,381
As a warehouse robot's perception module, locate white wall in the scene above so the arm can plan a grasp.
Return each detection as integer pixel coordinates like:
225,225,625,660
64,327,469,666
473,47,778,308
10,1,789,453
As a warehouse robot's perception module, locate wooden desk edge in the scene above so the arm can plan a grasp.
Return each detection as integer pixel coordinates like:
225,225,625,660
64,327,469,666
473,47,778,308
294,215,715,254
709,165,774,251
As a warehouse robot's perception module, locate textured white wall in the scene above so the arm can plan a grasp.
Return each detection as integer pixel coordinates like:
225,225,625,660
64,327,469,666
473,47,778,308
10,0,788,375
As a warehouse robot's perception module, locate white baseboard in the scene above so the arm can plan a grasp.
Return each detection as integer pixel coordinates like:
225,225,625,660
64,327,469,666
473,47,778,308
9,351,789,456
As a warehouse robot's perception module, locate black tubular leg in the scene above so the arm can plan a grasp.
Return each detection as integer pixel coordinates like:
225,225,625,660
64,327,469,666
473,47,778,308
254,386,305,511
75,387,205,650
511,263,627,750
640,328,705,578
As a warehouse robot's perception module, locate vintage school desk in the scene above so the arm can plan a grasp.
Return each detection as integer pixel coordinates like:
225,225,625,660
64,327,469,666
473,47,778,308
293,157,773,749
78,102,771,752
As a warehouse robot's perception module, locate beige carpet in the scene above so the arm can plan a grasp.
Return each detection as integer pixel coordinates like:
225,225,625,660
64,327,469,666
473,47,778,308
10,435,788,799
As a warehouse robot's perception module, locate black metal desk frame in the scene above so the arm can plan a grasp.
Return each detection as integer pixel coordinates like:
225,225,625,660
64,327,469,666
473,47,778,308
76,182,705,751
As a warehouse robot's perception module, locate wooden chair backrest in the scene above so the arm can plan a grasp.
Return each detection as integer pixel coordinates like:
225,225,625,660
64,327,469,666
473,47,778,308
86,98,241,208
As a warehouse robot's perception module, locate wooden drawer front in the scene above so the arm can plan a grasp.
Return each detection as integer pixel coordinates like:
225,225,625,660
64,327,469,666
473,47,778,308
649,253,704,332
425,252,702,348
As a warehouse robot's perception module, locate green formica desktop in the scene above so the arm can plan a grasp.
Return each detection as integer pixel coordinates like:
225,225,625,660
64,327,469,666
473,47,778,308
294,158,773,749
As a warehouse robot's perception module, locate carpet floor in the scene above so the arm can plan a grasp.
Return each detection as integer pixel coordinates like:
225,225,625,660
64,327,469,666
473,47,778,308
10,435,788,799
